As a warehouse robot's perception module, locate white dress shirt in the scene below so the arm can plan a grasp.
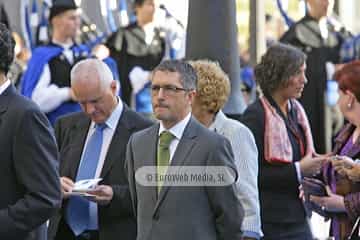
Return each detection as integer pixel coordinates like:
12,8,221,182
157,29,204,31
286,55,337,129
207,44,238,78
0,79,10,95
158,112,191,162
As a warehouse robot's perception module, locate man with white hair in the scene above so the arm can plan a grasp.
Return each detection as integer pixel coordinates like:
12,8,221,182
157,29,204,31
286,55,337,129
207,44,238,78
48,58,153,240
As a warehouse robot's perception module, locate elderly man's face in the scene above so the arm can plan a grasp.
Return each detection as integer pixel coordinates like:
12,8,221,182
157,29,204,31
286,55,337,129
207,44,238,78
72,73,117,124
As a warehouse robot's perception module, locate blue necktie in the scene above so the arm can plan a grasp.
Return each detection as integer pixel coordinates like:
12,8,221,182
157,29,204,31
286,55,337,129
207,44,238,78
66,123,107,236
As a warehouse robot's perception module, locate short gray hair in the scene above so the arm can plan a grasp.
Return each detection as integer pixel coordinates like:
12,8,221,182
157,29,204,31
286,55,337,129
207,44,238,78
152,60,197,90
255,43,306,95
71,58,113,89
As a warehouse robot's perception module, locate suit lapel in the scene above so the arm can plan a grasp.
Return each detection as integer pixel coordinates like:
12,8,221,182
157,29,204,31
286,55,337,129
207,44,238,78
66,117,91,180
145,124,159,204
0,85,14,126
100,124,128,178
153,118,198,215
100,107,133,178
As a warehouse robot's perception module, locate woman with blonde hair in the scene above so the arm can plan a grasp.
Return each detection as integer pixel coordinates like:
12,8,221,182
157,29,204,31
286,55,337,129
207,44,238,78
190,59,262,239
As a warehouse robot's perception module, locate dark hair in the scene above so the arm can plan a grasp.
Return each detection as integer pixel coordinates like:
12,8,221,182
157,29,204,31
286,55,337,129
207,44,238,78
0,23,15,74
152,60,197,90
255,43,306,95
334,60,360,102
134,0,147,7
49,0,77,21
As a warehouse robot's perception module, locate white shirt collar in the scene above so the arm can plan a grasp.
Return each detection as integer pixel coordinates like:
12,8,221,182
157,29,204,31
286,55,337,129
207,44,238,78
143,22,156,45
319,18,329,39
158,112,191,140
0,79,11,95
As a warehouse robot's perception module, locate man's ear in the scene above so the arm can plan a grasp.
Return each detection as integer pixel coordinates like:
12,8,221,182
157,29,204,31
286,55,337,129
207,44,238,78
187,90,197,103
110,80,117,94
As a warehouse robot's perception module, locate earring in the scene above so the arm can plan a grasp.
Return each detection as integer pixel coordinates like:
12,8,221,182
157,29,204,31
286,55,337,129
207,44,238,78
348,103,352,108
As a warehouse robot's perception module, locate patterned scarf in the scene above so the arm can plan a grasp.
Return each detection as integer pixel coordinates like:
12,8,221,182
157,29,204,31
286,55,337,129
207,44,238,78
260,96,315,164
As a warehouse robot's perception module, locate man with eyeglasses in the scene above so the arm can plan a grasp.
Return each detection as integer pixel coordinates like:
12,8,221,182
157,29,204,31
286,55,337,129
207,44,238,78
126,60,244,240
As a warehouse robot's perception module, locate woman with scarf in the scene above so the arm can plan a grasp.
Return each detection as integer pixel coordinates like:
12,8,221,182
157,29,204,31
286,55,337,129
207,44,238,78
309,60,360,239
241,43,326,240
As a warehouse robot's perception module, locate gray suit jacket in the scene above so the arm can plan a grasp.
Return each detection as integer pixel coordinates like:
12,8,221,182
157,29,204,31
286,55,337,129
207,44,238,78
0,85,61,240
126,117,244,240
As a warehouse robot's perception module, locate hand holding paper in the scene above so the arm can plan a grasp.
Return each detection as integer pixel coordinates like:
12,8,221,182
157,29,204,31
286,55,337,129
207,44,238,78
72,178,103,192
86,185,114,205
61,177,103,199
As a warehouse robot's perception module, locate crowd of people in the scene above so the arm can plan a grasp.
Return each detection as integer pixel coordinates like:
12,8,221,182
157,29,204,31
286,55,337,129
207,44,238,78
3,0,360,240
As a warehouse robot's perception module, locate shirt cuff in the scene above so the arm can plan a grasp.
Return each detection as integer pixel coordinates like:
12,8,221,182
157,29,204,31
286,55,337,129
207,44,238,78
242,230,261,239
295,162,302,182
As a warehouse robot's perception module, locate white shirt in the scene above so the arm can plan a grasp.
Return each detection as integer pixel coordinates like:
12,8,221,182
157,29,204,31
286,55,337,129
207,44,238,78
143,22,156,45
158,112,191,162
319,18,329,40
31,41,75,113
0,79,10,95
79,98,123,230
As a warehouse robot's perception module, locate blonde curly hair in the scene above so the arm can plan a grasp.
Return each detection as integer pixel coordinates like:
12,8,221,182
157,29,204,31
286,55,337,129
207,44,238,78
189,59,230,113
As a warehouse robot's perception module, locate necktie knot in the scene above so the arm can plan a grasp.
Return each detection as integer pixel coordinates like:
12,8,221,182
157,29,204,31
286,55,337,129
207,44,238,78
96,123,107,131
159,131,175,148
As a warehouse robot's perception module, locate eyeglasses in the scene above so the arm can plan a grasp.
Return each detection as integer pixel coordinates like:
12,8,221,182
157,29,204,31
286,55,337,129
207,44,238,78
151,84,191,95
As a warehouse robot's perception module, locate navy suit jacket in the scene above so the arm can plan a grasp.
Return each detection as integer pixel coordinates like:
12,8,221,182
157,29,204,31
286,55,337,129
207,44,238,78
0,85,61,240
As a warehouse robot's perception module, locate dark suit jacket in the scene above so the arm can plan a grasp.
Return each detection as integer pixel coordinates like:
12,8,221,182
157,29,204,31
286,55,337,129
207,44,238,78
0,85,61,240
126,117,244,240
241,99,307,224
47,105,153,240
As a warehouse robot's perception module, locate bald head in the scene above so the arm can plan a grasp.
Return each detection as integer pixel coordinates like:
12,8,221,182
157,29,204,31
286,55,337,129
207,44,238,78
71,58,113,90
70,59,118,123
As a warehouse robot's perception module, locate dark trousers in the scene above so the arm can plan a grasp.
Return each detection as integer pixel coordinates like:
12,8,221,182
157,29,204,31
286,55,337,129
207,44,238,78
261,220,313,240
54,219,99,240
